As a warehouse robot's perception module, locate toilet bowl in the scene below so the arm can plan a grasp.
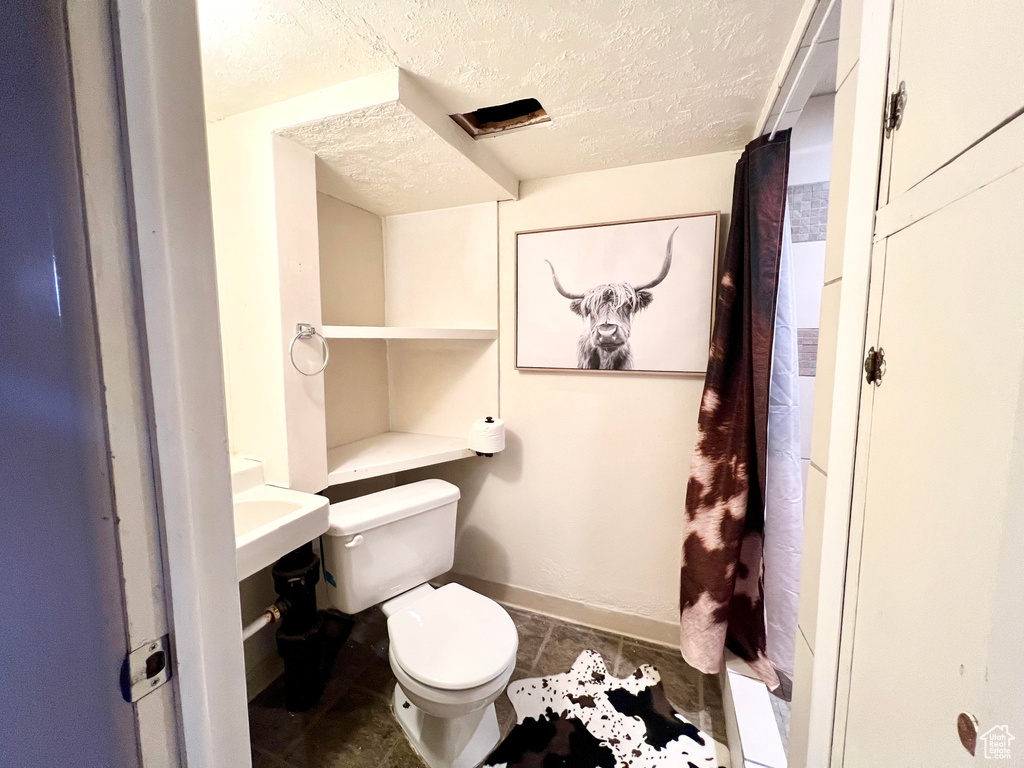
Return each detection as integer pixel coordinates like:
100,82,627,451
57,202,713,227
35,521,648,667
320,481,519,768
384,583,517,768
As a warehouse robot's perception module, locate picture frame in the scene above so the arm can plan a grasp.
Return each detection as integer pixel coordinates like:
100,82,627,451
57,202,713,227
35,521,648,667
515,212,720,374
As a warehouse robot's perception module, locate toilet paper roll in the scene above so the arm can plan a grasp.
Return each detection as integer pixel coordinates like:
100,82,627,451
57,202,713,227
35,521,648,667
469,416,505,454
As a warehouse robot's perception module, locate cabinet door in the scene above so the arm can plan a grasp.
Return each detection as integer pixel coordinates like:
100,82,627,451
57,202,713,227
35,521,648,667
842,166,1024,765
886,0,1024,198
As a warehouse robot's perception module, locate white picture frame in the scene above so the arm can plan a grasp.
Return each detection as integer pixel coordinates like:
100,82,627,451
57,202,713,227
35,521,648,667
515,213,719,374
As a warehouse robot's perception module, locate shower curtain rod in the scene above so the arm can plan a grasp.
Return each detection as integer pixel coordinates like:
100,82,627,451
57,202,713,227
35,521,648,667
768,0,840,140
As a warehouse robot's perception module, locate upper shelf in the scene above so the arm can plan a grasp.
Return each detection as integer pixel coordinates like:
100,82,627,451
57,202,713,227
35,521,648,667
322,326,497,340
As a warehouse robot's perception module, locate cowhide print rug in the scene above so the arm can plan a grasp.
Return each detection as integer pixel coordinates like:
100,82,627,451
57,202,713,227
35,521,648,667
485,650,727,768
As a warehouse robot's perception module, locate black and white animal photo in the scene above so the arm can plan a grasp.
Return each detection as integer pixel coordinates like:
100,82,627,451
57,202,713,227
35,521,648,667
515,215,717,374
485,650,728,768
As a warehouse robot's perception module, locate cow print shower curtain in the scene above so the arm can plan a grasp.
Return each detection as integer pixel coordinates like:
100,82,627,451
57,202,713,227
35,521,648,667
679,131,791,689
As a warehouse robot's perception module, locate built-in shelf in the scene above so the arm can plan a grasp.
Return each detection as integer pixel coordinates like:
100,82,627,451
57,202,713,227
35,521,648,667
322,326,497,340
326,431,476,485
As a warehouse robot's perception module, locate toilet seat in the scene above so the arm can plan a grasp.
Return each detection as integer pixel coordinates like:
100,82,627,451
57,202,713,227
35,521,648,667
387,583,518,690
389,645,516,709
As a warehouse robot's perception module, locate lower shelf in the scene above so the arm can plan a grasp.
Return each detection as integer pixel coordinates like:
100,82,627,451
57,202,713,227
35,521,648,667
326,432,475,485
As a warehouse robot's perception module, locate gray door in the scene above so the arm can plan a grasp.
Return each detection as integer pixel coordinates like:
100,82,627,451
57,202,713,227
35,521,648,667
0,0,141,765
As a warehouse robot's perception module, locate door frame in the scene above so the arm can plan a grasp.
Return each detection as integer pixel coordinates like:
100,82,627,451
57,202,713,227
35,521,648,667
90,1,910,766
800,0,896,765
65,1,186,763
100,0,253,764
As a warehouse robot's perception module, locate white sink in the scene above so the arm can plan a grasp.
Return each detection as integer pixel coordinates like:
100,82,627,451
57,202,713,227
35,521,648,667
233,484,329,581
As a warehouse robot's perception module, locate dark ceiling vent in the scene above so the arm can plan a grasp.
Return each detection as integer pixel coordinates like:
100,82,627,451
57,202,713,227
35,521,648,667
450,98,550,138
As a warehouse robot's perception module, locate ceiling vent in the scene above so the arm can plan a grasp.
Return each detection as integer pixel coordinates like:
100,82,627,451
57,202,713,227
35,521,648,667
450,98,550,138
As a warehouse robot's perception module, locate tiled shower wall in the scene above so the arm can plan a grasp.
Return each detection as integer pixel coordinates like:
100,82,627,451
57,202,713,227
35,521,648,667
789,181,830,244
789,176,830,494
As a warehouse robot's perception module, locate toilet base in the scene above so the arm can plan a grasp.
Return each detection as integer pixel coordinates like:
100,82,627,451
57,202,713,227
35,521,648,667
393,684,500,768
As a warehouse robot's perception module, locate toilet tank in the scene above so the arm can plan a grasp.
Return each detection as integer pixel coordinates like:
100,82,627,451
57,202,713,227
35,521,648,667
321,479,460,614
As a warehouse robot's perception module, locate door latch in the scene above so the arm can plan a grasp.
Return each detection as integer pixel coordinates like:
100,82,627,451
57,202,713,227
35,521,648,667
885,81,907,137
121,635,171,702
864,346,886,386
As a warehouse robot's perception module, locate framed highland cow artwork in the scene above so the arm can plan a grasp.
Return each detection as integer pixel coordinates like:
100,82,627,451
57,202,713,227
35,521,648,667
515,213,719,374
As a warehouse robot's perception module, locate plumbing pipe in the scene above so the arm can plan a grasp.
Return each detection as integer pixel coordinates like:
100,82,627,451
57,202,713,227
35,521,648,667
242,601,285,641
273,542,325,711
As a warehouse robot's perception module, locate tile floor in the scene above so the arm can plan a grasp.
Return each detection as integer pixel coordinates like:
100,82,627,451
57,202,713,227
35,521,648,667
249,604,728,768
769,692,791,755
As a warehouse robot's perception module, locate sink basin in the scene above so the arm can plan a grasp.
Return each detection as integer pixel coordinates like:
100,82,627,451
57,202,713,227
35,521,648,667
233,484,330,581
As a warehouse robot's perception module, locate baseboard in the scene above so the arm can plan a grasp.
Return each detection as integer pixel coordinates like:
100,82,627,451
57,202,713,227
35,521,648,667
437,572,679,648
245,652,284,702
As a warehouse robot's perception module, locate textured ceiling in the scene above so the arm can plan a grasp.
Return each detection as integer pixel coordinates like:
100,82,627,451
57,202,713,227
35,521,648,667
277,97,513,215
198,0,805,181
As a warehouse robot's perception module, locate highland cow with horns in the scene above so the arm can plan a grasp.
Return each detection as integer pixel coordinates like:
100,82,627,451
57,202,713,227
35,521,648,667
545,228,676,370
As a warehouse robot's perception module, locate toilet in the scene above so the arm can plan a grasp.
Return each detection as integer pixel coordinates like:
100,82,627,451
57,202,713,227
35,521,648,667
321,480,518,768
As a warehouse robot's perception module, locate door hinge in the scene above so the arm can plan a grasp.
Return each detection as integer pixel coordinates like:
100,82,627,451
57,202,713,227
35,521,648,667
885,81,907,137
121,635,171,702
864,346,886,386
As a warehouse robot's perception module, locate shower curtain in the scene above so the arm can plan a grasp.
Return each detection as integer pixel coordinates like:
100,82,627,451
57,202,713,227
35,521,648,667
764,204,803,685
679,131,791,690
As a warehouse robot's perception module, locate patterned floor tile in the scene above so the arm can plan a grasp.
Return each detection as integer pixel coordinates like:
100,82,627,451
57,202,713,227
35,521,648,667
769,689,791,754
251,746,296,768
281,687,400,768
381,733,425,768
530,619,622,679
618,639,704,722
504,607,552,674
247,675,332,756
248,604,728,767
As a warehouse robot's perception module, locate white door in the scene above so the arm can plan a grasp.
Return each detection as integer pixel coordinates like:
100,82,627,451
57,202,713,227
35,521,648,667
837,1,1024,761
883,0,1024,199
841,157,1024,765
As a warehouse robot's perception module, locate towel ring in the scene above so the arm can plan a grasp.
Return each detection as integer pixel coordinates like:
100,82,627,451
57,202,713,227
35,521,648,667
289,324,329,376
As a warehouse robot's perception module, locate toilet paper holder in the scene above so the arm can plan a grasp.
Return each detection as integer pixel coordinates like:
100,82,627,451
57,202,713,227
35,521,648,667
470,416,505,457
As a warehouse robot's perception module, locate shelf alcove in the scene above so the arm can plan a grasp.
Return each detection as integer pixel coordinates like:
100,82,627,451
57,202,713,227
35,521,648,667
208,67,511,493
318,194,498,486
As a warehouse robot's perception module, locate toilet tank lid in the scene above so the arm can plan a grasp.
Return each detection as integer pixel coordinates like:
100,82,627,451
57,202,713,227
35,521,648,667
327,479,460,537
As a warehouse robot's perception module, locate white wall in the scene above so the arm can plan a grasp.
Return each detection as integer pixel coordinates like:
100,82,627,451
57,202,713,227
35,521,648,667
207,114,290,485
384,203,498,329
208,116,332,491
318,192,385,326
273,136,328,492
406,151,739,642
